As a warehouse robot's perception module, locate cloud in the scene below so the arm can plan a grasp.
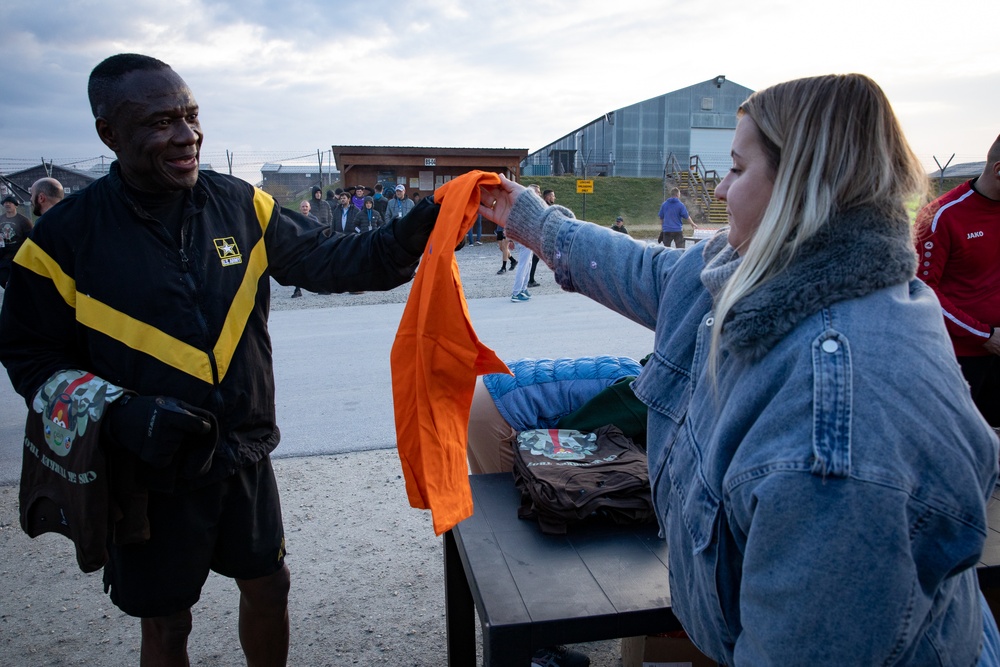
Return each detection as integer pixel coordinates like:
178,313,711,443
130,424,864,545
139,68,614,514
1,0,998,182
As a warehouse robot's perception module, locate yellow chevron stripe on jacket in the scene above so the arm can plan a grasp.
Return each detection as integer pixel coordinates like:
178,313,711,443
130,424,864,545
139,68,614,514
14,188,276,385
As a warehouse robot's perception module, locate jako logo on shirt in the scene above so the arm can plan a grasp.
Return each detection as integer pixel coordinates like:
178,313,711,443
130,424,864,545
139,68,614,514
968,231,985,240
214,237,243,266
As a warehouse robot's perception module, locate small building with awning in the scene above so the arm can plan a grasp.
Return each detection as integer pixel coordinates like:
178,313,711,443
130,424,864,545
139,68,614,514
331,146,528,198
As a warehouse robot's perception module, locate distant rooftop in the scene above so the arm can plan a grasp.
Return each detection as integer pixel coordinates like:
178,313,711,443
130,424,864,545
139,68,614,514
87,162,214,174
261,163,336,174
929,161,985,178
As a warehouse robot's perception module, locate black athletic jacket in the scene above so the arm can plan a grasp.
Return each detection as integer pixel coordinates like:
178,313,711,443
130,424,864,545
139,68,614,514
0,162,424,486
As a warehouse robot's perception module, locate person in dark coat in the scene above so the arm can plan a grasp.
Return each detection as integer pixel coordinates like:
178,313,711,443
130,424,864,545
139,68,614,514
332,190,361,234
0,52,440,665
357,195,383,232
310,186,332,228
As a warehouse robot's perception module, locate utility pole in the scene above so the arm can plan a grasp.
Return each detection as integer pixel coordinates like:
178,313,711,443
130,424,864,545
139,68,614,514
933,153,954,195
226,150,234,176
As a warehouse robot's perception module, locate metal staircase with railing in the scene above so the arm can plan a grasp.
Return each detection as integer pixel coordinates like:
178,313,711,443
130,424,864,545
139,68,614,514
664,154,727,226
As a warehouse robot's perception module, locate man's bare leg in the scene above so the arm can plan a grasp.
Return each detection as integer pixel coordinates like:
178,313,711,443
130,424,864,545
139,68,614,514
236,564,291,667
140,609,193,666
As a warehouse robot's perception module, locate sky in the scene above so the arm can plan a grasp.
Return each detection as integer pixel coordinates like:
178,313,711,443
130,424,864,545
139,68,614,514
2,0,998,185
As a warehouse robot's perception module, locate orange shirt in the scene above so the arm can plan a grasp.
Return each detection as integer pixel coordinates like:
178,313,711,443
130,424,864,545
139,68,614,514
391,171,511,535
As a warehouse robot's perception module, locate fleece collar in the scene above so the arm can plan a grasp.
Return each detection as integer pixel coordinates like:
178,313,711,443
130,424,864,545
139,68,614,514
698,206,916,361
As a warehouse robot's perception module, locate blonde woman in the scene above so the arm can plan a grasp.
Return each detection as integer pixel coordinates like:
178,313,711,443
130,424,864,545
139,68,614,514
479,74,1000,665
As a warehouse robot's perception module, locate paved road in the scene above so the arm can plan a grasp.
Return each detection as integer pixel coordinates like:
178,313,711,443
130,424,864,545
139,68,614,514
0,291,654,484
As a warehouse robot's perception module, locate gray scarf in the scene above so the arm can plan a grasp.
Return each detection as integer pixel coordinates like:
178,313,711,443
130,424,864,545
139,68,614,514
699,206,916,361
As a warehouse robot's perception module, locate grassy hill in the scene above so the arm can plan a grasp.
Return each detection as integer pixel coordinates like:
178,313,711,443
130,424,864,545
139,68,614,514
526,176,707,240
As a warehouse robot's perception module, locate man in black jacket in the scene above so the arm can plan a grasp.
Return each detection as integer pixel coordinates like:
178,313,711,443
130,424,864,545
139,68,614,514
309,185,332,228
333,189,361,233
0,53,438,667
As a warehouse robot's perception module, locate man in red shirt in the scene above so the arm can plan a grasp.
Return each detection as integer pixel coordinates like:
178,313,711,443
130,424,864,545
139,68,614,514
915,134,1000,424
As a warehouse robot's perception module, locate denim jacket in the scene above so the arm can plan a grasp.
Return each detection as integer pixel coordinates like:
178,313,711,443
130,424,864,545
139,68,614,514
505,193,999,666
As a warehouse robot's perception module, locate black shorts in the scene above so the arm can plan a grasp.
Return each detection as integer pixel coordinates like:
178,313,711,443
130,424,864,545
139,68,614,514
495,227,505,241
103,456,286,618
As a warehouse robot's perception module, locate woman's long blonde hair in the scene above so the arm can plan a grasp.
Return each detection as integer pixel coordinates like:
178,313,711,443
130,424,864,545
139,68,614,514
709,74,928,370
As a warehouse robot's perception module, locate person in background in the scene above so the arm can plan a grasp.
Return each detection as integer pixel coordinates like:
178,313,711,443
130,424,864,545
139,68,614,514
310,186,332,229
527,190,554,288
334,190,360,234
291,200,319,299
495,218,512,274
0,195,32,289
479,73,1000,666
913,134,1000,425
349,184,372,211
611,215,629,235
0,53,440,666
466,213,482,246
298,199,318,222
658,187,691,248
372,182,389,219
384,184,414,225
508,185,539,302
509,236,532,302
358,195,383,232
30,177,65,217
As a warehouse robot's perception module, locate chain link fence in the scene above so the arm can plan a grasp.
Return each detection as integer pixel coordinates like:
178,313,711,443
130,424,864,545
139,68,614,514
1,150,332,190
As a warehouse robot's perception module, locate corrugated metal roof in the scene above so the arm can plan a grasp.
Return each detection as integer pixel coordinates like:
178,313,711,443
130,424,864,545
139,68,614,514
260,163,329,174
929,161,985,178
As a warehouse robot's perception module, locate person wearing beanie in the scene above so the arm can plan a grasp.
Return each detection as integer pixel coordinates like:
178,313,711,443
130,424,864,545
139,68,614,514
350,184,373,211
1,194,32,289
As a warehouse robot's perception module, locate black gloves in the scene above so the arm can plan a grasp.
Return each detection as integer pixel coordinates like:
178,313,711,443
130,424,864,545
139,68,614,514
103,394,219,479
393,196,440,255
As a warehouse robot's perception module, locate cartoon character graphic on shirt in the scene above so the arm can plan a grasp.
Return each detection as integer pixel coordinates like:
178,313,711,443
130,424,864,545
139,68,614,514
0,221,17,246
31,370,123,456
518,429,598,461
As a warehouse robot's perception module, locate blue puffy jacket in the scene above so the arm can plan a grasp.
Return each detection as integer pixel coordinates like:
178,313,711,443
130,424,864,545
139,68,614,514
483,356,641,431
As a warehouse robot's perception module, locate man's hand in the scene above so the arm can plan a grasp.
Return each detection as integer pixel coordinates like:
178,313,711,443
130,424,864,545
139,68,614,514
392,196,440,255
985,328,1000,356
103,394,218,478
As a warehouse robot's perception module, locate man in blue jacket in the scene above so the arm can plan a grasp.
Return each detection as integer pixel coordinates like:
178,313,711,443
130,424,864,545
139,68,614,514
657,187,691,248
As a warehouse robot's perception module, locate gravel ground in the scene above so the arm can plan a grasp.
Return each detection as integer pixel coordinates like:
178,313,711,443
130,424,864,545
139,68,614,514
0,450,625,666
0,238,631,666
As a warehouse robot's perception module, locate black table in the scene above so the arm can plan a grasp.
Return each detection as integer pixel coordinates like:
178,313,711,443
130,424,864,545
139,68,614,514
444,473,681,666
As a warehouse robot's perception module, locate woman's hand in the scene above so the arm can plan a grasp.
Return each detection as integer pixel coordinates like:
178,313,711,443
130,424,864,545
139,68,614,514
478,174,527,228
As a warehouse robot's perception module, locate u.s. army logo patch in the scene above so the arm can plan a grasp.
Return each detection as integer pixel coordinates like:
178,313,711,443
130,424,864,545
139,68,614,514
214,237,243,266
